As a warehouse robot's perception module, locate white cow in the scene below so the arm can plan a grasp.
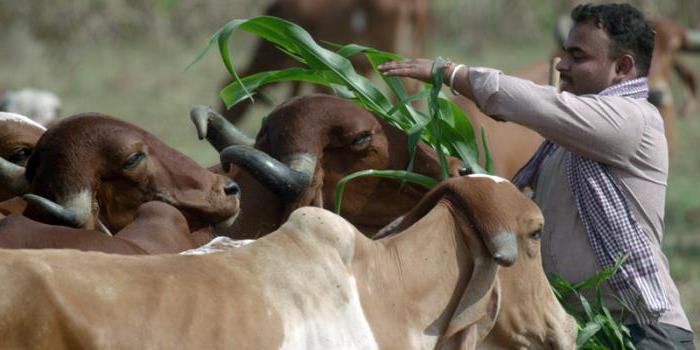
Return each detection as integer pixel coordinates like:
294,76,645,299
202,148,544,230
0,176,576,349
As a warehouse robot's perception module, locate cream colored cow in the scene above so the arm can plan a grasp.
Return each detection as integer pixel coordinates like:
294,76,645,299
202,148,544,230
0,176,575,349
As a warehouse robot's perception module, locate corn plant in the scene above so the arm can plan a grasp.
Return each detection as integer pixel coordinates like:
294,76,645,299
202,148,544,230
189,15,493,196
548,256,636,349
192,15,632,348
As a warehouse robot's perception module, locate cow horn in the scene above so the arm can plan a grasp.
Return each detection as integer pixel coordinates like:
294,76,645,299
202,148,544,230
220,145,315,201
684,30,700,52
0,157,29,196
22,193,88,228
190,105,255,151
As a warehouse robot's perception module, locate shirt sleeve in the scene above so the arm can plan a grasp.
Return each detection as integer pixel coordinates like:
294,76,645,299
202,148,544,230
468,67,648,168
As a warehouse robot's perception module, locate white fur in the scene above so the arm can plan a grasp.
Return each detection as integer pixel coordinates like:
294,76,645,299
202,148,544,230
59,189,92,227
277,276,378,350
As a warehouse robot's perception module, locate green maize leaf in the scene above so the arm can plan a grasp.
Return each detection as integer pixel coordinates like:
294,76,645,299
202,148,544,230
212,17,398,122
602,307,626,349
334,170,438,214
428,57,450,180
573,255,627,292
330,42,405,62
194,15,491,176
386,90,432,116
577,322,603,348
331,84,358,100
439,100,485,173
481,128,495,174
333,43,429,131
593,314,617,349
547,272,578,300
579,293,595,320
405,117,432,175
220,68,341,108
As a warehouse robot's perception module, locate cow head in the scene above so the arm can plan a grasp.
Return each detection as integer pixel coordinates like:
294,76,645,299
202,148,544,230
452,175,576,349
375,175,576,349
0,112,45,202
23,114,240,233
194,94,463,233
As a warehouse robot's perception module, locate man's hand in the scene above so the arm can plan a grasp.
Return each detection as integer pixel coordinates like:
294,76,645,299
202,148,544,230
378,59,436,83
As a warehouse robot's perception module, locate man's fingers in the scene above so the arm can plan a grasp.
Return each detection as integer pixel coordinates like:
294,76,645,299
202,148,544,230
381,67,417,77
378,63,405,72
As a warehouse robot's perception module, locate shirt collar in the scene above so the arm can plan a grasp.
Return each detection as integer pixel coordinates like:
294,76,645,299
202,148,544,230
598,77,649,99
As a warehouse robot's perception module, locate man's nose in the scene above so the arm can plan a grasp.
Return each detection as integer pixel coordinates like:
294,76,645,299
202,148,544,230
555,57,569,72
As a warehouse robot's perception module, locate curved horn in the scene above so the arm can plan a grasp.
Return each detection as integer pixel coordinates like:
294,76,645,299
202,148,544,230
0,157,29,197
190,105,255,151
22,193,87,228
220,145,316,201
683,30,700,52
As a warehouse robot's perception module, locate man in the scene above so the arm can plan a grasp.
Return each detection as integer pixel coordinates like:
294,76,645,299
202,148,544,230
379,3,693,349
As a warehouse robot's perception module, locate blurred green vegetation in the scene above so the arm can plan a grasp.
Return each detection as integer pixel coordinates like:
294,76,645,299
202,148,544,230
1,0,698,344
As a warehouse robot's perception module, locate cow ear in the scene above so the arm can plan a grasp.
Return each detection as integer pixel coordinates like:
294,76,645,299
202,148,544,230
438,234,501,349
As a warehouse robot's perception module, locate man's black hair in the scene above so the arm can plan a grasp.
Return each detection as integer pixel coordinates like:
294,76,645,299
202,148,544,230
571,3,655,77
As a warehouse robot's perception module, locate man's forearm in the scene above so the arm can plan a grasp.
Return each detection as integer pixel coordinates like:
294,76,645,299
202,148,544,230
443,63,476,102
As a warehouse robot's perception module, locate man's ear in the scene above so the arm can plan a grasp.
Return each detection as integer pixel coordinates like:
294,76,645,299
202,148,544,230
615,54,636,77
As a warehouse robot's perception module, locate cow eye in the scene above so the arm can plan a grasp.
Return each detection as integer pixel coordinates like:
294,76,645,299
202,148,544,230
7,147,32,164
350,132,372,150
123,152,146,170
530,229,542,240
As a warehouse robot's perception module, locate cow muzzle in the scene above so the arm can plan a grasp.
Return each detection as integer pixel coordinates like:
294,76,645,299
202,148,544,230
484,231,517,266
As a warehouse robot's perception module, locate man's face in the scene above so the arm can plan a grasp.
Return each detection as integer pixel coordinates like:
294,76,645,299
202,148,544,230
556,20,619,95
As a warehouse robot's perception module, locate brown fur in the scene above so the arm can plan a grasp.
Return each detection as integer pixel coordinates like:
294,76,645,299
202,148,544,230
0,201,194,254
0,119,43,201
219,94,463,238
218,0,429,124
648,18,699,156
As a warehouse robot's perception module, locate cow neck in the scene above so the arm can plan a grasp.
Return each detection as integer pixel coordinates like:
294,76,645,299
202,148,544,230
354,200,478,345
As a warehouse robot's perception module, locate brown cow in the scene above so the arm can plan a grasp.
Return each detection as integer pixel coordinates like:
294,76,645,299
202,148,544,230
219,0,429,124
0,112,46,216
21,114,240,244
0,201,199,254
0,175,576,349
647,18,700,156
192,94,465,239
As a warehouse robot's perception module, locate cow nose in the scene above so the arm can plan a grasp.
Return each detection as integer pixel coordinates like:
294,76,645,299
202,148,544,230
223,179,240,197
458,166,473,176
